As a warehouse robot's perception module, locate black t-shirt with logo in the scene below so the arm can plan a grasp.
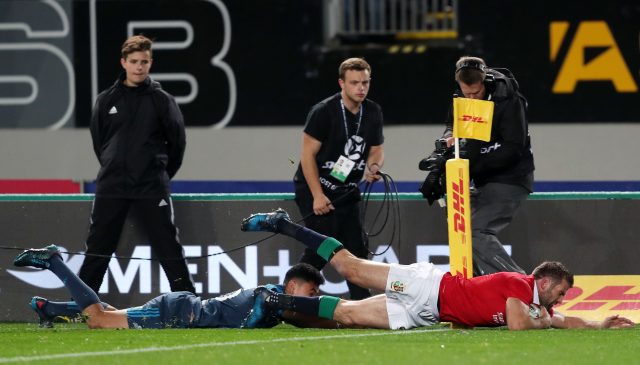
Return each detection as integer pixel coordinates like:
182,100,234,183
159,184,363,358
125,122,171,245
294,93,384,197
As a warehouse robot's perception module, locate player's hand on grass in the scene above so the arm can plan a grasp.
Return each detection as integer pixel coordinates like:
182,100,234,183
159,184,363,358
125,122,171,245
600,315,635,329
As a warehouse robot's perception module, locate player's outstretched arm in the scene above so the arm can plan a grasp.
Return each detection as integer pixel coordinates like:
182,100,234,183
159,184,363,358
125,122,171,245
505,297,552,330
551,312,636,329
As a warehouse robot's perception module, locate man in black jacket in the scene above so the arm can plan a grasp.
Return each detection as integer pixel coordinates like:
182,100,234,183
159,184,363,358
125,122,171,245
78,35,195,294
443,56,535,276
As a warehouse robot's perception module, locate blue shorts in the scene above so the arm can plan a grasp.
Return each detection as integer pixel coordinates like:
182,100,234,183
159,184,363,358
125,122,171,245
127,291,202,329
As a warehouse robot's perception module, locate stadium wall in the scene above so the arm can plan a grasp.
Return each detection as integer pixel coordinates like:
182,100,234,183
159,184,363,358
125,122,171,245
0,124,639,192
1,193,639,321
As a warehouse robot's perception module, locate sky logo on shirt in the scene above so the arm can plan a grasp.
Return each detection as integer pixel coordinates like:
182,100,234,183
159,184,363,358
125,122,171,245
344,135,365,160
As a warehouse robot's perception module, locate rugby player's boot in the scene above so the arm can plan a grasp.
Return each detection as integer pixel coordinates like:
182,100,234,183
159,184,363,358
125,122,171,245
243,287,276,328
14,245,62,269
241,208,291,232
30,296,55,328
256,287,295,312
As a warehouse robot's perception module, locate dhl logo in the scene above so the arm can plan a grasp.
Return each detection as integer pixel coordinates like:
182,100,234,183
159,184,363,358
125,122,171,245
446,159,472,279
459,115,487,124
450,171,466,235
553,276,640,322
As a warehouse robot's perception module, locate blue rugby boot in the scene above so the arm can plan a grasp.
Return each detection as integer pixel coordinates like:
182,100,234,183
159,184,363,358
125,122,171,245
241,208,291,232
14,245,61,269
242,287,271,328
30,296,54,328
242,287,284,328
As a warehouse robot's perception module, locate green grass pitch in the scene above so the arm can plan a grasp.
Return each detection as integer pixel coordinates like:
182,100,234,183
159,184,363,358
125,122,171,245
0,322,638,365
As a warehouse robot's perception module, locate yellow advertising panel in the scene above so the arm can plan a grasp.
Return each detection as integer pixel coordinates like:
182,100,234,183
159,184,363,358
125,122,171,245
452,97,494,142
554,275,640,322
445,158,473,279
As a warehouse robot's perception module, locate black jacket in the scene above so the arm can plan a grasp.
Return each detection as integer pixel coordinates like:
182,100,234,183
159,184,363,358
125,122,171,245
444,69,535,191
90,74,186,198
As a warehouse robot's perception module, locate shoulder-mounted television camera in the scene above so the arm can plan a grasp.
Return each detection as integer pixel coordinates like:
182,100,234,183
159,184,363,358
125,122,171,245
418,138,459,205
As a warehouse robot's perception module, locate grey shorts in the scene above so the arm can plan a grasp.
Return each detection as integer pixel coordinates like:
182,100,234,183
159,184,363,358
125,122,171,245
127,291,200,329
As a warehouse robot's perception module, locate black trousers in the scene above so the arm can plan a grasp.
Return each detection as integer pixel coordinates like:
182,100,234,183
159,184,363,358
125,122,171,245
471,182,529,276
78,195,196,294
295,185,371,300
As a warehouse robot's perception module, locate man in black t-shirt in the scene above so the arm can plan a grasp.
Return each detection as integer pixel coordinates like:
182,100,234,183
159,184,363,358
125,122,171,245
293,58,385,300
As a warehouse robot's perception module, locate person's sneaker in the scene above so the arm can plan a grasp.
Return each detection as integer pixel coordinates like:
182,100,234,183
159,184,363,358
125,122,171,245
242,287,273,328
14,245,61,269
30,296,54,328
240,208,290,232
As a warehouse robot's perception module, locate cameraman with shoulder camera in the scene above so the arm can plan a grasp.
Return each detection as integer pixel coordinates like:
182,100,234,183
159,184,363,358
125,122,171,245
441,56,534,276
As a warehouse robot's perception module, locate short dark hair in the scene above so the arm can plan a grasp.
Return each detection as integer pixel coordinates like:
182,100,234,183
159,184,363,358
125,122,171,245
455,56,486,84
284,263,325,287
121,35,153,59
339,58,371,80
532,261,574,287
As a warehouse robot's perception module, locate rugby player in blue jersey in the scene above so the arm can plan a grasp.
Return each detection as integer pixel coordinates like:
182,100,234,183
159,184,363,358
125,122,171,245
14,246,329,329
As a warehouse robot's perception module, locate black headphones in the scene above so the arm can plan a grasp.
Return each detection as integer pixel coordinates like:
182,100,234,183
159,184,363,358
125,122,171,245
454,59,495,96
455,59,487,73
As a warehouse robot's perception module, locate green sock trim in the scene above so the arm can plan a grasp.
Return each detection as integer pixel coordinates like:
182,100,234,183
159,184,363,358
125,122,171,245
316,237,343,262
318,296,340,320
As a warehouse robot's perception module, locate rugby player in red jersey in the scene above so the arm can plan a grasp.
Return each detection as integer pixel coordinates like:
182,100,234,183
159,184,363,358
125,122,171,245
242,209,635,330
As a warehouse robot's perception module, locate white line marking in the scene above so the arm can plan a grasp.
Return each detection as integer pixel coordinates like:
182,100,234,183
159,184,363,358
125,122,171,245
0,328,449,363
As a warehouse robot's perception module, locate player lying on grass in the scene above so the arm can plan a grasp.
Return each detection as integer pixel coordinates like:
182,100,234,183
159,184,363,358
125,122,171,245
14,247,333,329
241,209,635,331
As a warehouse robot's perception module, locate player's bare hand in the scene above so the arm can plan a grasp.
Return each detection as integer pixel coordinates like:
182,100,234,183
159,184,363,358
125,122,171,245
601,315,635,329
538,306,552,328
313,195,334,215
